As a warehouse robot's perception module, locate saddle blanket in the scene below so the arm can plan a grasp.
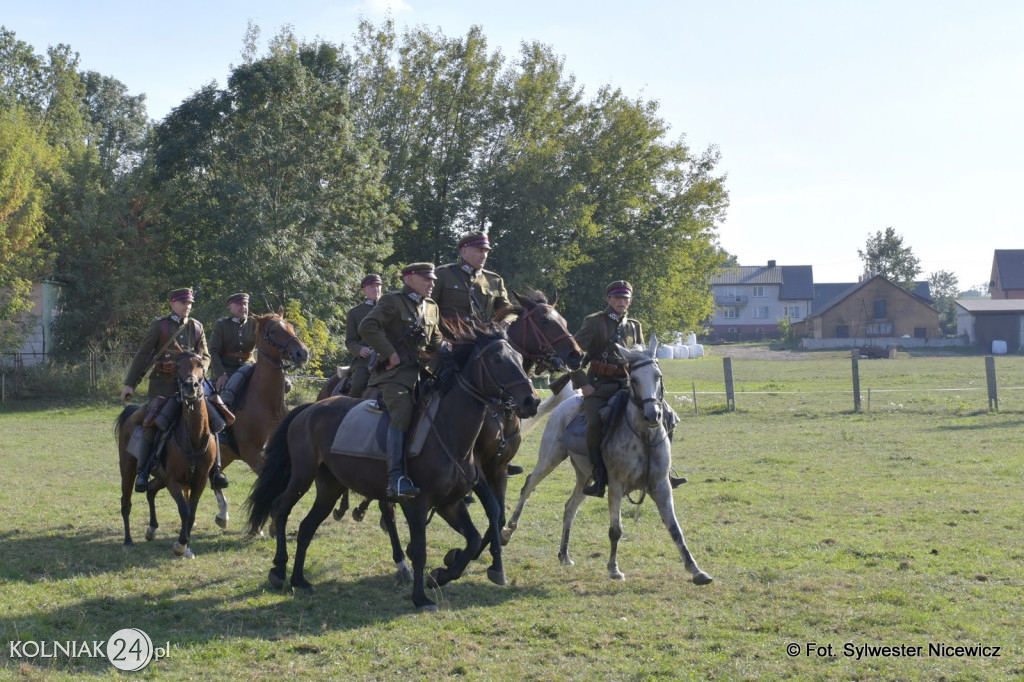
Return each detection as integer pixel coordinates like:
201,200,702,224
558,393,680,456
328,394,439,460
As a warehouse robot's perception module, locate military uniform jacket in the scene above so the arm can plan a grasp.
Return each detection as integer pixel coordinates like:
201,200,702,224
124,314,210,399
569,307,644,391
359,286,443,389
344,300,376,369
209,315,257,379
433,262,510,322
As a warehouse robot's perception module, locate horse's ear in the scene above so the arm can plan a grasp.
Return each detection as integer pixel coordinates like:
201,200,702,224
277,305,284,317
648,333,658,357
550,289,558,307
511,289,531,309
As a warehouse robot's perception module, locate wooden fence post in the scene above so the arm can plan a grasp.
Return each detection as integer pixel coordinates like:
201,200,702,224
985,355,998,411
723,357,735,411
851,350,861,413
692,381,698,415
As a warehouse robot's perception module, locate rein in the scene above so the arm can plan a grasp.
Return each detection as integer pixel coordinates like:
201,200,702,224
622,356,668,507
258,321,303,372
173,365,211,466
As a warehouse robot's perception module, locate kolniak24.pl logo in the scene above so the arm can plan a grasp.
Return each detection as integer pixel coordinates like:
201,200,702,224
9,628,171,671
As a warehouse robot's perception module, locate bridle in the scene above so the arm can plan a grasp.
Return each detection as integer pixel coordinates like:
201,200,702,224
508,303,576,373
259,319,305,371
455,338,534,412
626,356,664,421
174,353,211,462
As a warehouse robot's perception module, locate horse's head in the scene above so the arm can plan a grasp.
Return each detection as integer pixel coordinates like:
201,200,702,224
617,340,663,427
175,352,206,403
452,324,540,418
507,289,582,373
256,313,310,370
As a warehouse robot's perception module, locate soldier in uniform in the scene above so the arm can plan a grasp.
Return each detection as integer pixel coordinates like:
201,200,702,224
567,281,644,498
206,292,257,489
343,274,383,399
120,287,211,493
433,231,511,325
358,263,444,501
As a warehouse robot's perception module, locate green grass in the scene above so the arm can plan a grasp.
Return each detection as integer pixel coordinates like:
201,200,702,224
1,354,1022,680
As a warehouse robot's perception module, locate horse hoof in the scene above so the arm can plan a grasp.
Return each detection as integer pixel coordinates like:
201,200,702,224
418,603,439,613
172,541,186,556
693,571,713,586
332,508,344,521
268,568,286,589
352,507,365,522
443,548,459,568
487,568,507,586
145,526,156,542
395,561,413,585
609,570,625,581
291,580,314,593
215,515,228,529
558,553,574,566
124,539,134,547
428,568,447,588
182,548,195,560
499,528,513,546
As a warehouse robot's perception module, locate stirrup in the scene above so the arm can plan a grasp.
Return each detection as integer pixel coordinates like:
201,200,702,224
582,476,605,498
386,476,420,501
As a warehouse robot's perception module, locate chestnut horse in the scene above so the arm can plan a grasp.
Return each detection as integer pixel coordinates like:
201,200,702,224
212,312,308,529
246,326,539,611
116,352,216,557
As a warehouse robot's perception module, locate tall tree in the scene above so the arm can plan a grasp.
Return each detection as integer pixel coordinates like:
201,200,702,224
858,226,921,289
928,269,959,335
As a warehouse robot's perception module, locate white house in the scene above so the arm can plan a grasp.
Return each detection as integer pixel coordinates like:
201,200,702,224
708,260,814,340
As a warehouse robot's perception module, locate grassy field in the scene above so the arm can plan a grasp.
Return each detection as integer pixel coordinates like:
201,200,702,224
1,352,1022,680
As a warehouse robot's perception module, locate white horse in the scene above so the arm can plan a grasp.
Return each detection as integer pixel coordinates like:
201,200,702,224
502,338,712,584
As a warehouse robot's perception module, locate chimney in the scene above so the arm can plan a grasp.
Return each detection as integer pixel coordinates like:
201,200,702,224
767,260,776,268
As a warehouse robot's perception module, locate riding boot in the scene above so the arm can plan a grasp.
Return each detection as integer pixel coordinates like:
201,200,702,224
582,445,607,498
385,427,419,501
134,428,157,493
507,464,524,476
210,449,229,490
669,474,688,489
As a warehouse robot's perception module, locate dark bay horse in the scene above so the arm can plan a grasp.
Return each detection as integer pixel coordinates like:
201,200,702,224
335,289,582,582
212,312,308,529
502,339,712,585
116,352,217,557
246,326,539,611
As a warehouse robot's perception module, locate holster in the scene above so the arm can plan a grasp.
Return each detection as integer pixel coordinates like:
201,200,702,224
143,397,169,428
590,360,627,378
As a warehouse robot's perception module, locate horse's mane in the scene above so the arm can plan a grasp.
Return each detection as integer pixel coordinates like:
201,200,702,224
436,321,508,394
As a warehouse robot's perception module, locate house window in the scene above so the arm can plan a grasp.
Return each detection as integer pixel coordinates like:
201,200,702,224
722,307,739,319
728,327,738,336
836,325,850,338
865,322,894,335
753,306,769,319
914,327,927,339
873,300,887,319
752,286,765,298
783,306,801,318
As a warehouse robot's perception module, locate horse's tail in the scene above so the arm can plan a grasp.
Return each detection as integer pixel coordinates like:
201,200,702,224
114,404,142,440
520,380,577,438
245,402,313,534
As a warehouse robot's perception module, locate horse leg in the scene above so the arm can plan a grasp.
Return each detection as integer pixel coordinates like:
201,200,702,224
428,501,482,589
267,473,315,589
291,471,345,591
399,504,435,612
120,459,134,546
650,479,713,585
471,478,506,586
379,501,412,584
214,488,229,529
502,443,569,545
558,463,590,566
167,483,195,559
145,484,161,541
332,490,350,521
606,484,625,580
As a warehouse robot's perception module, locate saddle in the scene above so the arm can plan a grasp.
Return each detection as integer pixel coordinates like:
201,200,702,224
559,390,678,456
328,392,441,460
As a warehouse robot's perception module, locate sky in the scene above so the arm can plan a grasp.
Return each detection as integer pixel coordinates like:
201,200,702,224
7,1,1023,291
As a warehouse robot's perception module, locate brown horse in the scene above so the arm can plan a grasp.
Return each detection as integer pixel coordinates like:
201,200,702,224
116,352,216,557
212,312,309,529
246,326,539,611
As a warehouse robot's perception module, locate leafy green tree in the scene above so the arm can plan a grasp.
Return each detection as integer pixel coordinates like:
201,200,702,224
0,106,56,347
151,29,398,336
858,227,921,289
928,269,959,335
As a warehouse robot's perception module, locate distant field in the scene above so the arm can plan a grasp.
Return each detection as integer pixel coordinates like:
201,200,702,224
1,353,1022,680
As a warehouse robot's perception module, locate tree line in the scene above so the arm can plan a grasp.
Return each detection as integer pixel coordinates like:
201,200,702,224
0,21,729,373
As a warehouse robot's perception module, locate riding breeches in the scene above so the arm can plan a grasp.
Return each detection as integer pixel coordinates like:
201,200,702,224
583,381,626,450
379,383,415,431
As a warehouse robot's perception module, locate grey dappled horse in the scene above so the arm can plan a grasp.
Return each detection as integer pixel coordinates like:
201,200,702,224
502,337,712,584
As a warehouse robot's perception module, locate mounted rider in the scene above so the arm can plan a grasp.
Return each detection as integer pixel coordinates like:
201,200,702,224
343,274,383,399
358,263,445,501
568,280,644,498
433,231,512,326
207,292,258,489
120,287,212,493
